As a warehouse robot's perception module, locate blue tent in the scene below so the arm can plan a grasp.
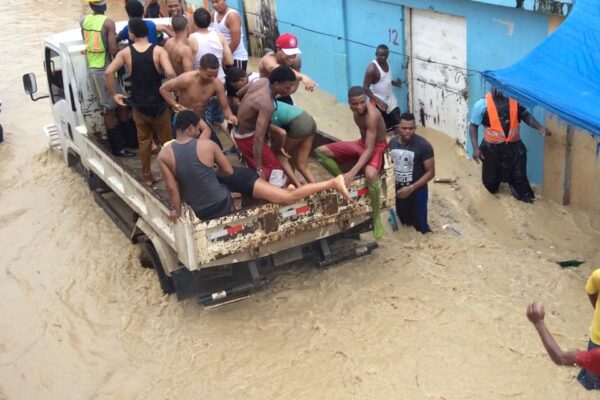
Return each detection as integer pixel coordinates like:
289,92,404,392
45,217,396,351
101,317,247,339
483,0,600,135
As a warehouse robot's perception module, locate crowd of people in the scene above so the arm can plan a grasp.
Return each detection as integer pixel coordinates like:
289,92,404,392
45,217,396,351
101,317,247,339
79,0,600,389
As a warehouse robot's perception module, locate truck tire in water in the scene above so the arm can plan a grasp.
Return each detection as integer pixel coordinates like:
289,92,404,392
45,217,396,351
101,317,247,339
142,240,176,295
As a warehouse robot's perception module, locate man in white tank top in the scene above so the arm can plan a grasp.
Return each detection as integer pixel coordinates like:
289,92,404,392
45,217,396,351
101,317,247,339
190,7,233,126
211,0,249,71
189,7,232,83
363,44,402,131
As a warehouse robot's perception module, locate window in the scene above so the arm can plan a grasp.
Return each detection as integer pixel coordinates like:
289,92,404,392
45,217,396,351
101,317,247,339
45,47,65,105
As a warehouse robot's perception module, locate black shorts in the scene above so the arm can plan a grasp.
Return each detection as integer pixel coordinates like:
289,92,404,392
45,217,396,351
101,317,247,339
218,167,260,197
379,106,401,131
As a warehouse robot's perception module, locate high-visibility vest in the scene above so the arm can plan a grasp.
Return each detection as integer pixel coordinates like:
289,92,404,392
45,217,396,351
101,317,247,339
483,92,520,144
81,14,108,69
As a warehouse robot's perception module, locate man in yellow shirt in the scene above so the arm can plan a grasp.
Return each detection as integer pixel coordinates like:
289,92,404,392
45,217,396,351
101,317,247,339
580,269,600,390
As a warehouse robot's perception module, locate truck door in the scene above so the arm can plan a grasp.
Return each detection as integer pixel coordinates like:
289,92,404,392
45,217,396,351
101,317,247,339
45,45,78,157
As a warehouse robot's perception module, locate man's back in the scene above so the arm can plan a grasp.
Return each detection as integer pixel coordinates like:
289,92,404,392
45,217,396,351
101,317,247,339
237,78,272,133
191,31,224,80
165,38,192,75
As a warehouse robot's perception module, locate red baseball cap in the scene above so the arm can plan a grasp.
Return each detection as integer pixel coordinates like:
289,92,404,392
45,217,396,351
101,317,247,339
276,33,301,56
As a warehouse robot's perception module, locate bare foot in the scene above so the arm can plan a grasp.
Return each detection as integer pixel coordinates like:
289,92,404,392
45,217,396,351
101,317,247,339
333,175,351,200
145,175,162,187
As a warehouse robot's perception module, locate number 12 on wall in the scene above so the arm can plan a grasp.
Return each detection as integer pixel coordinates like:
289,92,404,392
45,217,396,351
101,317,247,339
388,28,399,46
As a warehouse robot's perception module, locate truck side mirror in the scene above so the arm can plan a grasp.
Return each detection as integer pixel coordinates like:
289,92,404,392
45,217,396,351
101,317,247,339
23,73,38,95
22,73,49,101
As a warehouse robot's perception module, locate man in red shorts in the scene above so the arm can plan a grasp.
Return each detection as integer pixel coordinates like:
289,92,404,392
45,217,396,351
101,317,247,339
233,65,297,187
314,86,388,239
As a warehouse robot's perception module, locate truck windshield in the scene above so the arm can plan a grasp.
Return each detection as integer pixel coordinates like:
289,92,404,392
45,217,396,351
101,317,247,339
45,47,64,105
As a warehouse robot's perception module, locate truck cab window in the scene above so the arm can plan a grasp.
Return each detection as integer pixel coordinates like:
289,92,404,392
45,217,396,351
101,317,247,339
45,47,65,104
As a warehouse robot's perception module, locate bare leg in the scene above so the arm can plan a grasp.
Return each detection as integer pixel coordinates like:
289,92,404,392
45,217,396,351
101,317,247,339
276,152,302,187
252,175,350,205
292,135,317,183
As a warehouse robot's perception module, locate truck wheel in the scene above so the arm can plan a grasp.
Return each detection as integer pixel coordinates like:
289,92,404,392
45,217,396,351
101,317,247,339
86,170,109,192
142,240,175,295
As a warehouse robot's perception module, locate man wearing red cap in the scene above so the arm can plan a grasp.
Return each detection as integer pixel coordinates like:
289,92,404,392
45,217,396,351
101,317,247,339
259,33,316,105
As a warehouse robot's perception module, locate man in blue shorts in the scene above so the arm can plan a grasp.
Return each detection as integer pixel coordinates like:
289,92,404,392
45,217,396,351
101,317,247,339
389,112,435,233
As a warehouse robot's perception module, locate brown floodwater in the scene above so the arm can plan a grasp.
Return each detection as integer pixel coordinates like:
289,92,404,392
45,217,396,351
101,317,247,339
1,1,600,399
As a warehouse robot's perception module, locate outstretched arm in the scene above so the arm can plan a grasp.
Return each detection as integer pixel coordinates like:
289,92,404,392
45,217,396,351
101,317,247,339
469,123,483,163
157,152,181,222
105,50,127,106
363,63,386,112
523,113,551,137
526,303,578,366
159,74,190,111
158,47,176,80
215,81,237,125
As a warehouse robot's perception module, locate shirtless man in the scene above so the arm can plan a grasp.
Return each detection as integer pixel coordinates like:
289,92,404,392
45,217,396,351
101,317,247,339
314,86,388,240
159,53,237,148
233,66,297,186
159,110,350,222
163,15,193,75
258,33,316,105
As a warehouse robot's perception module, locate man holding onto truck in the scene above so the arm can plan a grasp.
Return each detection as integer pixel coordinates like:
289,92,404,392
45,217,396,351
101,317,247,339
81,0,134,157
158,110,350,222
105,18,177,186
314,86,388,240
159,53,237,149
232,66,298,187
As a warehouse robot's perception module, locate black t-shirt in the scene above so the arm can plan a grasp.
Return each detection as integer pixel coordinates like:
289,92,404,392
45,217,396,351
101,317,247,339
482,96,529,136
389,134,434,192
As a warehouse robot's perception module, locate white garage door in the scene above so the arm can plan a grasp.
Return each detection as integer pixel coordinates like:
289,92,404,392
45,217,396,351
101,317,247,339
409,8,468,145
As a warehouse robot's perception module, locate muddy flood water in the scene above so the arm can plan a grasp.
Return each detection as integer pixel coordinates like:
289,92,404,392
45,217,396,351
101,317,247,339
1,1,600,399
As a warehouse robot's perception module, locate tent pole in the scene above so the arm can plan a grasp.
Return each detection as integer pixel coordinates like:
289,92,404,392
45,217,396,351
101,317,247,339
562,124,574,205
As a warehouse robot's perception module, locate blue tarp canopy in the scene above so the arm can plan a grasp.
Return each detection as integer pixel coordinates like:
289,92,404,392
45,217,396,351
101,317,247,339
483,0,600,135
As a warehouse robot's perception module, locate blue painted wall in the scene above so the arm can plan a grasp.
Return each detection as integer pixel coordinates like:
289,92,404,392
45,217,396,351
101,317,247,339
276,0,553,184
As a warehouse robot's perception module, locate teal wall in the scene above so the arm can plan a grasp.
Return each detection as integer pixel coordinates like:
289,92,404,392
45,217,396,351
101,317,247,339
276,0,554,184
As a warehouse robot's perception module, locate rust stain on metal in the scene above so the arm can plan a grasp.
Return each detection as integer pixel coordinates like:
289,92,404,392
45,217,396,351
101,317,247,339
259,211,278,234
320,193,339,215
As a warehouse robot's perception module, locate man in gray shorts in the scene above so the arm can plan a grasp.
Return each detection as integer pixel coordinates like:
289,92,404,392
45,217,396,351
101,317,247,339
81,0,133,157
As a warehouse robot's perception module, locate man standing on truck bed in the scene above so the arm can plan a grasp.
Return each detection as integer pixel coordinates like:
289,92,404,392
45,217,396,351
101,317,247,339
158,110,350,222
164,16,193,75
159,53,237,149
105,18,177,186
314,86,388,240
211,0,249,71
232,66,298,187
81,0,134,157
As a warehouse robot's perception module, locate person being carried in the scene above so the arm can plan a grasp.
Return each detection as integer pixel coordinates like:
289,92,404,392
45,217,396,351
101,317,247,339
233,65,298,187
469,88,551,203
269,100,318,187
389,112,434,233
163,15,193,75
159,53,237,149
258,33,315,105
527,302,600,390
158,110,350,222
211,0,249,71
105,18,176,186
314,86,388,240
363,44,402,132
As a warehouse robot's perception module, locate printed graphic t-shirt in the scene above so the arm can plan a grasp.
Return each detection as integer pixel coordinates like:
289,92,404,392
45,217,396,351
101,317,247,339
389,133,434,192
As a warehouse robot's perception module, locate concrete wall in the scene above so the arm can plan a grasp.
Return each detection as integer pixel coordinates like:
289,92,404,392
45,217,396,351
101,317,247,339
276,0,552,184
